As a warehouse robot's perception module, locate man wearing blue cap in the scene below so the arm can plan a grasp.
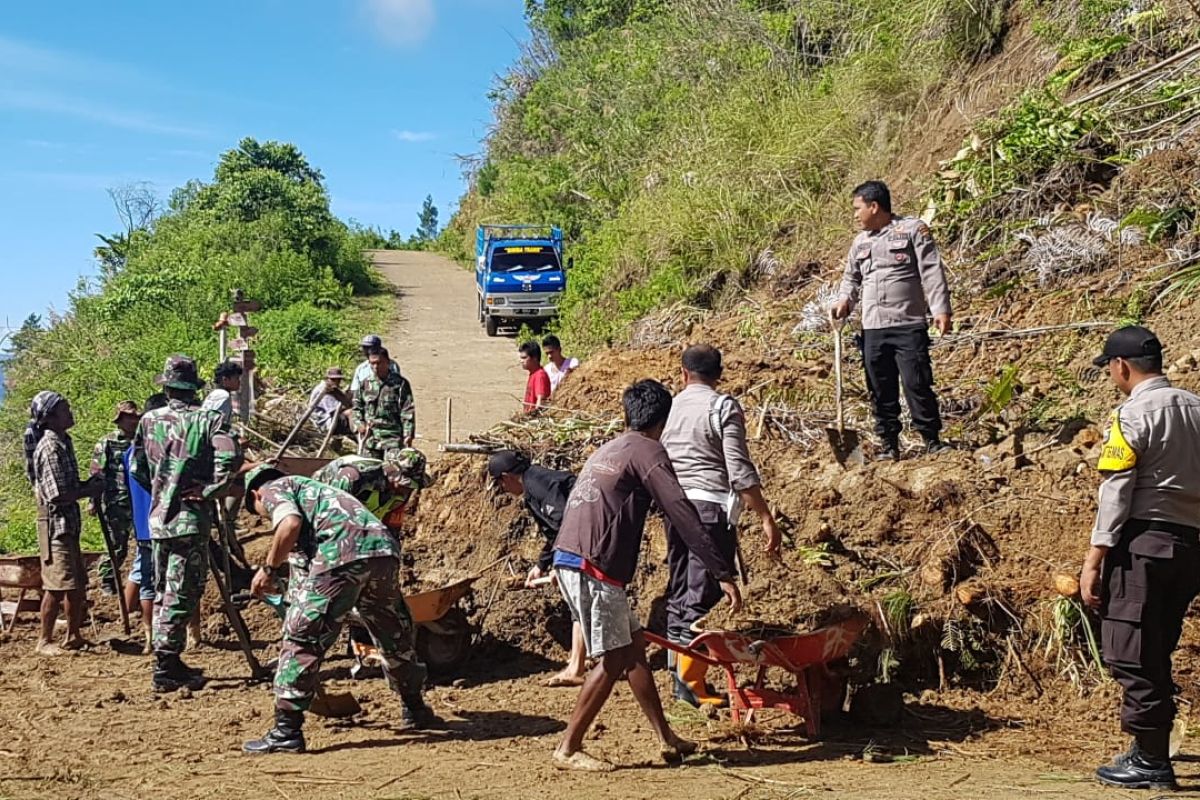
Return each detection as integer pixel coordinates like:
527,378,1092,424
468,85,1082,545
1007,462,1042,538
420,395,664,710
1079,326,1200,790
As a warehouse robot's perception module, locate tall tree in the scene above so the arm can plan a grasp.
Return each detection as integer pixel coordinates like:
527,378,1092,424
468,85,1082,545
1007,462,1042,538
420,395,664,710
417,195,439,241
8,314,43,356
94,182,161,278
108,182,162,239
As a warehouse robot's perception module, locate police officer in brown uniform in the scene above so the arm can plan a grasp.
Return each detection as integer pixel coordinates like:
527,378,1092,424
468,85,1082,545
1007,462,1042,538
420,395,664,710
1078,326,1200,790
832,180,951,460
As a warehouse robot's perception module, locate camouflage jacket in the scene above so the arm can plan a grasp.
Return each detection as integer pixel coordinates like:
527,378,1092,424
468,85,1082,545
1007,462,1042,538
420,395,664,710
130,399,242,539
257,475,399,574
89,430,132,523
353,370,415,449
311,455,416,521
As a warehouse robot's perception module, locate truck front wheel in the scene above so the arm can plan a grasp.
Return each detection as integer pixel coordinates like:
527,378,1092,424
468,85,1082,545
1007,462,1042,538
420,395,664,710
485,315,499,337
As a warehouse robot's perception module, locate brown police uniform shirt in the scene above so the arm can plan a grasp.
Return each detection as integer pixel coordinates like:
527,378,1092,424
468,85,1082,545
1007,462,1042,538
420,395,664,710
660,384,760,495
837,215,952,330
1091,376,1200,547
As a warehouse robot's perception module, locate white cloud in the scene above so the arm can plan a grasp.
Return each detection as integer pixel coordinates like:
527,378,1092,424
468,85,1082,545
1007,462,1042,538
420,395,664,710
0,34,149,87
392,129,437,142
0,88,210,138
364,0,435,46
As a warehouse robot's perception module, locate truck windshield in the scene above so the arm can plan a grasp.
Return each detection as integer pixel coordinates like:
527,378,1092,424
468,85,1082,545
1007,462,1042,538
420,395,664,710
491,250,561,273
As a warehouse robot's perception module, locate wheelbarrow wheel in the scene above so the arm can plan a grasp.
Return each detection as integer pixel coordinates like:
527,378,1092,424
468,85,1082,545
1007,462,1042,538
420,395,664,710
416,608,473,673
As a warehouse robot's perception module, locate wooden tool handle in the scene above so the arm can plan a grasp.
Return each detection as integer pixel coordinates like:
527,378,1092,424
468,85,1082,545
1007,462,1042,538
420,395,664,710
832,315,845,434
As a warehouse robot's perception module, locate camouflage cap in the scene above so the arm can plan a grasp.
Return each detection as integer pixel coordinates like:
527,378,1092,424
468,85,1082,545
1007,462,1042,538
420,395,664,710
384,447,430,487
243,463,286,512
111,400,141,423
155,354,205,391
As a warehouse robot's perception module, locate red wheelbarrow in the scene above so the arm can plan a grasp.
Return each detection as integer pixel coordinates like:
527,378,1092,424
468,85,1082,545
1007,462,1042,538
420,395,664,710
644,614,868,737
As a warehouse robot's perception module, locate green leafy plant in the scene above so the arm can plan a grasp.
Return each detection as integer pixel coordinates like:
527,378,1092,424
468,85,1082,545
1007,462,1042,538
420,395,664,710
1120,206,1193,244
797,542,834,568
881,588,915,639
981,364,1023,417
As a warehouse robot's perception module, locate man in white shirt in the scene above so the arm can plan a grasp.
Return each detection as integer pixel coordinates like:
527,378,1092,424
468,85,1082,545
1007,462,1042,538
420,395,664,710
200,361,243,431
350,334,399,393
542,335,579,394
308,367,352,434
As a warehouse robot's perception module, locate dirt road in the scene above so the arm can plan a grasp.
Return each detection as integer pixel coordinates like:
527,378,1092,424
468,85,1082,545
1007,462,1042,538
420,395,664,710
368,249,522,448
0,623,1150,800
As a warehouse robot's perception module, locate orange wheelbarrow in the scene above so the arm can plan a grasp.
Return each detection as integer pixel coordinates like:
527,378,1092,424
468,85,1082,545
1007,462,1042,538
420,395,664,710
644,614,868,737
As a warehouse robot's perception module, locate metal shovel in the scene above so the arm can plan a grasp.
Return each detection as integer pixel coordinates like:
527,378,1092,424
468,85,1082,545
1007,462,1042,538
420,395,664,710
826,314,865,466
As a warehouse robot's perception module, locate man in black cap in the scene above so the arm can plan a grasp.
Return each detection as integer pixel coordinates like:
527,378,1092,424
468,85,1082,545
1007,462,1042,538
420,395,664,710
489,450,587,686
1078,325,1200,790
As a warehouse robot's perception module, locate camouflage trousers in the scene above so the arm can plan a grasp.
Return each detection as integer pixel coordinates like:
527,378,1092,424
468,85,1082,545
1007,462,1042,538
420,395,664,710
152,535,208,655
362,434,404,461
98,514,133,586
275,555,424,713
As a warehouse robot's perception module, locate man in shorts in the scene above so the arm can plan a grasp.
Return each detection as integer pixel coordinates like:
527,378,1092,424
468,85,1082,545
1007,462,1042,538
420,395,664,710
551,379,742,771
26,391,102,655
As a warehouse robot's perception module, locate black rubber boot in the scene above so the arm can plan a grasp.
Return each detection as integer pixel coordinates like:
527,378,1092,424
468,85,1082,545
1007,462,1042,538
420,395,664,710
1108,738,1136,767
1095,731,1176,790
875,438,901,462
244,709,306,754
667,650,698,706
400,693,442,729
923,437,950,455
176,655,204,678
152,652,207,693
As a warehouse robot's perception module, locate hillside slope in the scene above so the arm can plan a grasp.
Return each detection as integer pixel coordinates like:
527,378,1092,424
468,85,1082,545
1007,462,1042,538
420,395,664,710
418,0,1200,744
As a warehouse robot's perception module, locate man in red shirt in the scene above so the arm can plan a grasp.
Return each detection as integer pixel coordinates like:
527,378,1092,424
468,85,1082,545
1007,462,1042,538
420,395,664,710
520,341,551,414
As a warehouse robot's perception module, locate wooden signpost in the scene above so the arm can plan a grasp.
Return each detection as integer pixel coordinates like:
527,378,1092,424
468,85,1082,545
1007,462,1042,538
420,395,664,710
214,289,261,424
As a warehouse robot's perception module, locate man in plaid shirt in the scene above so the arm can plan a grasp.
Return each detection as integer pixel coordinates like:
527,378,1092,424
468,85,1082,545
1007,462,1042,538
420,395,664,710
26,391,102,656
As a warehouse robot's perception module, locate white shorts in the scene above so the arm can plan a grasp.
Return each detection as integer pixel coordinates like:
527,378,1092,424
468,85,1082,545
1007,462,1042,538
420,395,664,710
555,567,641,658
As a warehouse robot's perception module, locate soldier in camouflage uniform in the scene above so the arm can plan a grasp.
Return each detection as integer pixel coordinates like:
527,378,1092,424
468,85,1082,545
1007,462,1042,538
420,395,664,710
90,400,140,595
130,355,242,693
312,448,431,527
352,347,416,458
310,448,432,666
242,465,437,754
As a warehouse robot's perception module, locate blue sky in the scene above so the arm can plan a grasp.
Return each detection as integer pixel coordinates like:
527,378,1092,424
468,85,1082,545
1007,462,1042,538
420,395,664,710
0,0,529,336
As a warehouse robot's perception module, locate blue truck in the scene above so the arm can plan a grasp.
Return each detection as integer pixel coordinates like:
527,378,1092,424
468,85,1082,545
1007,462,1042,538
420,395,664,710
475,224,569,337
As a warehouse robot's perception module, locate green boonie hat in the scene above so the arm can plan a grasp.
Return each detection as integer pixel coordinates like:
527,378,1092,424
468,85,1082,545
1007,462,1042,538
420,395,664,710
155,354,205,391
243,464,285,513
384,447,430,487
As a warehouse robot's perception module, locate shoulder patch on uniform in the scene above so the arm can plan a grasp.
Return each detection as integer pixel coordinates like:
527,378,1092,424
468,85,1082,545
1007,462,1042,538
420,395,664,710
1098,410,1137,472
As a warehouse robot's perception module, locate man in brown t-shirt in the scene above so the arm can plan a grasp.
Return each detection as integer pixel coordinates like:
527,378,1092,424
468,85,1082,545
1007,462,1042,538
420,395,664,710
550,380,741,771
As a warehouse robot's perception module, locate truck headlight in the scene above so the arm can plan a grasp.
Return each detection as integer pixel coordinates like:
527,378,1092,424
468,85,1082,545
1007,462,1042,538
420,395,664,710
487,297,506,306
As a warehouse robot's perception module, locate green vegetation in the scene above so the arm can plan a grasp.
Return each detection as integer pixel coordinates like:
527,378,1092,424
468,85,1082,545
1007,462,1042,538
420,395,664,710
354,195,441,251
445,0,1200,349
445,0,1011,350
0,138,386,552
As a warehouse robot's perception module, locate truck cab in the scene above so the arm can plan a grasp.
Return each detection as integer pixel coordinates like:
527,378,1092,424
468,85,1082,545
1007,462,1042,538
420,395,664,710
475,224,568,337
